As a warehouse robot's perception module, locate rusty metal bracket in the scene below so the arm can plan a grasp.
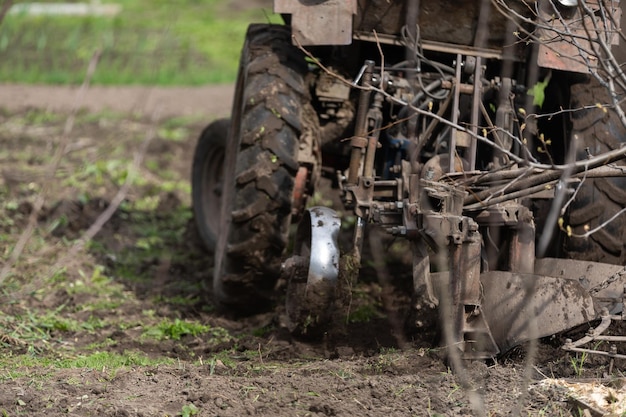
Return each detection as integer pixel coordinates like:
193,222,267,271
536,0,621,73
562,310,626,361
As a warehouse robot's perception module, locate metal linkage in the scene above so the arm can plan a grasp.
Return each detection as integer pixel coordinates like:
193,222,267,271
563,304,626,361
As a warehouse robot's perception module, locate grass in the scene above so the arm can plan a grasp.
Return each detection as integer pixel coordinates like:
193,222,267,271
0,350,175,380
141,318,230,342
570,350,590,377
0,0,282,85
0,107,213,369
0,105,586,416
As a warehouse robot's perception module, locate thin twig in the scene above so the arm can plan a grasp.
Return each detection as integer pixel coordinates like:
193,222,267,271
0,50,102,285
48,107,161,276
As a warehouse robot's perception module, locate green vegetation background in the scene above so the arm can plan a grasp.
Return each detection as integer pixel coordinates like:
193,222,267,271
0,0,279,85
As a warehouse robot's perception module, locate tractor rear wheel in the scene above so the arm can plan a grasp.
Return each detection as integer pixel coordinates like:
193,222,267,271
191,118,229,252
213,24,320,312
564,80,626,264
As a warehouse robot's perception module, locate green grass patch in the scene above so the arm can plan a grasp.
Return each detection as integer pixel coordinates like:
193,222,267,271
347,304,383,323
0,350,175,380
142,318,230,342
0,307,108,346
0,0,282,85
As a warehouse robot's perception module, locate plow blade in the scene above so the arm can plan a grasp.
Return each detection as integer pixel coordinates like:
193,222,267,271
535,258,625,315
480,271,596,354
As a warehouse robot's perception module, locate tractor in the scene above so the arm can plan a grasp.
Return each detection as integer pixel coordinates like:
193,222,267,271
192,0,626,360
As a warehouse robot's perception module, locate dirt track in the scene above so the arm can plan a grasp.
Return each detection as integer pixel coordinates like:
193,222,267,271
0,84,624,417
1,83,234,120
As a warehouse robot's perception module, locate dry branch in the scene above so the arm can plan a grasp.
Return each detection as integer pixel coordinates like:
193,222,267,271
49,108,160,277
0,50,102,285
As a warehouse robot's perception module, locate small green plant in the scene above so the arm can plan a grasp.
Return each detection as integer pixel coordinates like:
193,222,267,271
570,351,588,377
179,404,198,417
143,318,209,340
142,318,230,343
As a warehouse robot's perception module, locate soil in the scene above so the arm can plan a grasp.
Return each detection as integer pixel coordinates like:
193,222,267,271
1,3,626,408
0,84,235,121
0,0,626,417
1,84,624,417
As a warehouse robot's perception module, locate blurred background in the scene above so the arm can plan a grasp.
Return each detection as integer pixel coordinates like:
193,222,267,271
0,0,276,85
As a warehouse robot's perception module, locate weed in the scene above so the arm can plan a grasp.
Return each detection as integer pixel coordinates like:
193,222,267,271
157,126,189,142
142,318,230,343
0,350,174,376
206,357,230,377
348,304,382,323
394,384,412,396
306,190,334,208
252,325,274,338
447,383,461,400
334,369,354,380
64,350,174,370
179,403,198,417
85,338,117,350
570,351,588,377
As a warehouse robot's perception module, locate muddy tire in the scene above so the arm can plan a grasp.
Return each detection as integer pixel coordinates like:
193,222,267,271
213,24,320,312
564,80,626,264
191,118,229,252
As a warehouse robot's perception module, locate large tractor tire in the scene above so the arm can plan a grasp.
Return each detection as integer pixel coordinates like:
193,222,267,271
213,24,320,312
564,80,626,264
191,118,229,252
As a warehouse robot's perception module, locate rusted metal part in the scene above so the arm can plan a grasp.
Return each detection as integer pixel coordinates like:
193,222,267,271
275,0,356,46
362,94,383,179
423,211,499,359
355,32,509,60
354,0,527,52
536,0,621,73
291,166,309,217
346,61,374,187
468,55,482,170
448,54,463,174
315,70,351,107
508,216,535,274
472,204,535,273
480,271,596,353
431,271,500,359
562,311,626,360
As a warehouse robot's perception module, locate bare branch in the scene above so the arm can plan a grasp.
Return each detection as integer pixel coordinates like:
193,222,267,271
0,50,102,285
48,108,161,277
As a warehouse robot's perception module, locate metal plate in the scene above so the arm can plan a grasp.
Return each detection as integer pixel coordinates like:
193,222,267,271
535,257,625,314
275,0,356,45
537,0,621,73
479,271,596,353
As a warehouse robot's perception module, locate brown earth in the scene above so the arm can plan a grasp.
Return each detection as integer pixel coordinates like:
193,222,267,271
0,83,624,417
0,84,235,120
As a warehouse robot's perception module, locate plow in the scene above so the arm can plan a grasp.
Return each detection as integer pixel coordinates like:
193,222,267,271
192,0,626,361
